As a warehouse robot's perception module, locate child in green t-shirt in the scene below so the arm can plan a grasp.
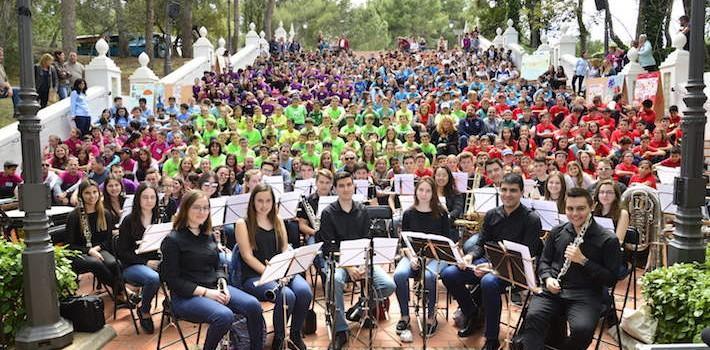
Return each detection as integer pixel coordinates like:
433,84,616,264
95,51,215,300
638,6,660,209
419,132,438,160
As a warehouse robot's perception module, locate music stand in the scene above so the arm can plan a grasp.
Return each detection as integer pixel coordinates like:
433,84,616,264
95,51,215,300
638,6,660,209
255,243,322,350
223,194,250,225
473,187,499,213
294,179,316,196
393,174,415,195
135,222,173,254
401,231,460,349
209,197,227,226
277,191,301,220
521,199,560,231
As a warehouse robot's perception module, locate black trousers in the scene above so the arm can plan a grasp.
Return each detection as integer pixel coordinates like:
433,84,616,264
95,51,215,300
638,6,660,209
518,290,602,350
572,75,584,95
71,250,122,290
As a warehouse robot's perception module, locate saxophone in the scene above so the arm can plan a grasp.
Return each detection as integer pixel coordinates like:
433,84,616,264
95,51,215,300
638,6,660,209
301,194,320,231
557,214,592,281
79,200,92,249
158,193,167,224
455,167,483,234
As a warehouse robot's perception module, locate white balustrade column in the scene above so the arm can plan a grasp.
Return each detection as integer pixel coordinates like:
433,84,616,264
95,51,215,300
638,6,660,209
659,32,690,110
84,38,122,107
193,26,215,70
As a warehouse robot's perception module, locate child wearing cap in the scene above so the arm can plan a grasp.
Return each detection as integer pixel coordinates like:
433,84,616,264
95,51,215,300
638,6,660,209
0,161,22,199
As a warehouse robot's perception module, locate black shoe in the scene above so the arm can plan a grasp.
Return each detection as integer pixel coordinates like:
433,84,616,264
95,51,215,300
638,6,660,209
331,331,348,350
457,311,484,337
345,298,364,322
288,332,307,350
422,318,438,338
272,337,284,350
137,309,154,334
361,317,375,329
484,339,500,350
395,318,410,334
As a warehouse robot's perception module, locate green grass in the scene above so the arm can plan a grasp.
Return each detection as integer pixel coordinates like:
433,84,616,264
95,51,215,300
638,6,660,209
0,98,14,128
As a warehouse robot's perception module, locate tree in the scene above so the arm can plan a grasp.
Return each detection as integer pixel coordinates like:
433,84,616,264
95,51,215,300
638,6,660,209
243,0,265,34
232,0,239,50
264,0,275,40
373,0,448,44
61,0,76,55
145,0,154,63
115,0,130,57
635,0,673,62
575,0,588,53
181,0,193,58
601,0,627,50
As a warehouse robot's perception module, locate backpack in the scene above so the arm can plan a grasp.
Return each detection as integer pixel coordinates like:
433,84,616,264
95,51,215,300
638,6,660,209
227,313,266,349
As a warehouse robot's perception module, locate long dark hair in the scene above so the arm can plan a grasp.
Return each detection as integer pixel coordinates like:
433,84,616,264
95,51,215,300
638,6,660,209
129,183,160,236
72,78,88,94
413,176,443,219
245,184,286,252
77,179,108,232
593,179,621,223
173,190,212,234
544,171,567,213
102,175,126,218
434,166,458,197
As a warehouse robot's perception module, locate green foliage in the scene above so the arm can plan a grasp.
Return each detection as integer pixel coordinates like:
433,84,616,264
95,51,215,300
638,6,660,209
0,240,79,346
372,0,449,44
274,0,350,49
641,248,710,344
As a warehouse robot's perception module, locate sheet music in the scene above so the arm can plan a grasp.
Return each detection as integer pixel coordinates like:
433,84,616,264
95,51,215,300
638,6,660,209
316,195,338,217
337,238,398,267
399,195,414,211
523,179,538,198
135,222,173,254
223,193,250,224
521,198,560,231
401,231,463,265
594,216,615,232
393,174,415,195
452,172,469,193
286,242,322,276
353,193,367,203
354,179,370,197
372,238,398,264
655,166,680,185
502,240,537,290
119,194,135,224
263,175,285,199
473,187,499,213
277,190,302,220
255,250,295,286
657,183,676,214
209,197,227,226
294,178,316,196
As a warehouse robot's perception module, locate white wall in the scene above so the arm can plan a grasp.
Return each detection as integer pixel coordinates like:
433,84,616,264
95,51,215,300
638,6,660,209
0,86,109,169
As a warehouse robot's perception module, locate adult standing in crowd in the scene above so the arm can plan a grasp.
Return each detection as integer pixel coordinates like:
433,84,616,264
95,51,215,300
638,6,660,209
53,50,71,99
70,78,92,136
637,34,657,72
572,51,589,96
34,53,58,108
65,51,85,86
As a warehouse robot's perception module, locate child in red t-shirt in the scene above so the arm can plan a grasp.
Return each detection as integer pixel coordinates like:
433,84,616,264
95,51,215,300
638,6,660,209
615,151,638,184
610,119,632,146
629,160,657,188
658,147,681,167
414,153,433,178
638,99,657,129
535,113,557,140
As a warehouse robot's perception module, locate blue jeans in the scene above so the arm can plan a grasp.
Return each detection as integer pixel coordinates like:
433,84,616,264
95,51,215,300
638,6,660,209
440,266,508,340
328,265,395,332
122,264,160,314
171,285,264,350
462,233,480,255
243,275,312,338
58,84,70,100
74,115,91,136
393,257,448,317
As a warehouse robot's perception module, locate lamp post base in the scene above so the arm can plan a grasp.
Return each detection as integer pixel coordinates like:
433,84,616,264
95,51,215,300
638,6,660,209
15,318,74,350
668,240,706,266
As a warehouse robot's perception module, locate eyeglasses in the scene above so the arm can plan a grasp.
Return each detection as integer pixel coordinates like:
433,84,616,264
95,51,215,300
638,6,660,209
190,205,211,212
344,157,355,161
41,164,50,167
202,182,218,188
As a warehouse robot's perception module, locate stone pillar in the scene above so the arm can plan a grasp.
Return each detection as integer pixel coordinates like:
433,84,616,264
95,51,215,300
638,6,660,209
259,30,270,58
85,38,122,107
193,26,214,69
558,23,577,59
245,22,260,48
502,19,518,46
659,32,690,111
274,21,287,43
129,52,160,110
215,37,227,73
619,47,647,105
492,27,504,47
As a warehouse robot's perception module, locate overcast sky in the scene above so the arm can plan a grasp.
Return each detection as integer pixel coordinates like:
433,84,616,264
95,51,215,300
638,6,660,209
351,0,687,42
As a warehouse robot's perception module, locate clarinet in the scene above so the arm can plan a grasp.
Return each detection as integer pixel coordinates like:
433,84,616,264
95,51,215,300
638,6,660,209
217,266,231,349
301,194,320,231
158,194,167,224
556,214,592,281
78,200,92,249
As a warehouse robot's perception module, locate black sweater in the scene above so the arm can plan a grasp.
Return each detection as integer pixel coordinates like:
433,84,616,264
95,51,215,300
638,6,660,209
117,212,160,266
401,207,456,242
160,227,227,298
65,210,116,254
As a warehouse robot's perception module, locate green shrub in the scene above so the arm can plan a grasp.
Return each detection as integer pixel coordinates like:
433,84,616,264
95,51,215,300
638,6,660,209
641,246,710,344
0,239,79,346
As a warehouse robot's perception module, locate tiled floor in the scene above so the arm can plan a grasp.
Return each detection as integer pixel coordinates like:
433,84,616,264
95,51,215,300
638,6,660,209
91,266,639,350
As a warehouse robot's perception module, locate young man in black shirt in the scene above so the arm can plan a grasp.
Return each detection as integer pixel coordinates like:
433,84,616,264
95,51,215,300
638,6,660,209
440,173,542,350
515,188,620,349
316,171,395,350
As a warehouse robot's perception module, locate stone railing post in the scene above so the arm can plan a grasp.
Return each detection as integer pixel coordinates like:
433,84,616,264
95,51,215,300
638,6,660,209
128,52,160,110
619,47,648,105
659,32,690,110
193,26,214,69
85,38,122,107
503,19,518,46
245,22,260,48
492,27,504,47
274,20,287,43
259,30,270,57
558,23,576,60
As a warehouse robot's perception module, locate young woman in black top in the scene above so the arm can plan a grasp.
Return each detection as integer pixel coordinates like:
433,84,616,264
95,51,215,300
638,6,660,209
102,175,126,220
66,179,121,293
160,190,264,350
433,166,464,228
394,176,453,339
237,184,311,350
117,183,161,333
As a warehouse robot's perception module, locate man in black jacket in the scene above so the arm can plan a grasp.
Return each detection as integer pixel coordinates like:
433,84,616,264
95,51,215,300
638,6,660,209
516,188,620,349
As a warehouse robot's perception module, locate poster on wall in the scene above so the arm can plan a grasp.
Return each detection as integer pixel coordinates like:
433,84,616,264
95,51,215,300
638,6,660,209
633,71,665,118
521,52,550,81
128,83,165,112
607,75,624,99
585,77,608,104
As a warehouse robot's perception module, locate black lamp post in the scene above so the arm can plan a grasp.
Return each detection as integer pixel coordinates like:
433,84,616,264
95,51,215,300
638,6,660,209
669,0,707,265
14,0,74,347
164,1,180,75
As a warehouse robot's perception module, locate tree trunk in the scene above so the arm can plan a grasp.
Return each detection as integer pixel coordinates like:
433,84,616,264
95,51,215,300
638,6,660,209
115,0,129,57
525,0,540,47
181,0,193,58
682,0,691,16
636,0,647,40
232,0,240,50
575,0,588,53
145,0,154,64
61,0,76,55
264,0,275,40
663,0,673,48
603,1,628,50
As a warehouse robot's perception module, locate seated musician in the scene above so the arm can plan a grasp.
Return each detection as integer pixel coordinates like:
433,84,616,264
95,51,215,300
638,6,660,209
160,190,265,350
65,179,122,297
461,158,507,254
441,173,542,350
394,177,454,339
516,188,620,350
237,184,312,350
316,171,396,350
433,166,464,230
353,161,378,206
117,183,161,333
296,168,333,268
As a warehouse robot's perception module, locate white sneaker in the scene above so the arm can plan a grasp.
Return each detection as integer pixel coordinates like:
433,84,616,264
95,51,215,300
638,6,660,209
400,329,413,343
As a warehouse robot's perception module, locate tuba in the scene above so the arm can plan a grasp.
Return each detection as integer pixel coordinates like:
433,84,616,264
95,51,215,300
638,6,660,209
455,167,483,238
620,184,664,270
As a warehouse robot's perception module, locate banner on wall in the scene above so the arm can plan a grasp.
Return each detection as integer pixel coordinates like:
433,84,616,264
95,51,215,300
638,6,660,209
521,52,550,80
634,71,665,118
585,76,625,105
